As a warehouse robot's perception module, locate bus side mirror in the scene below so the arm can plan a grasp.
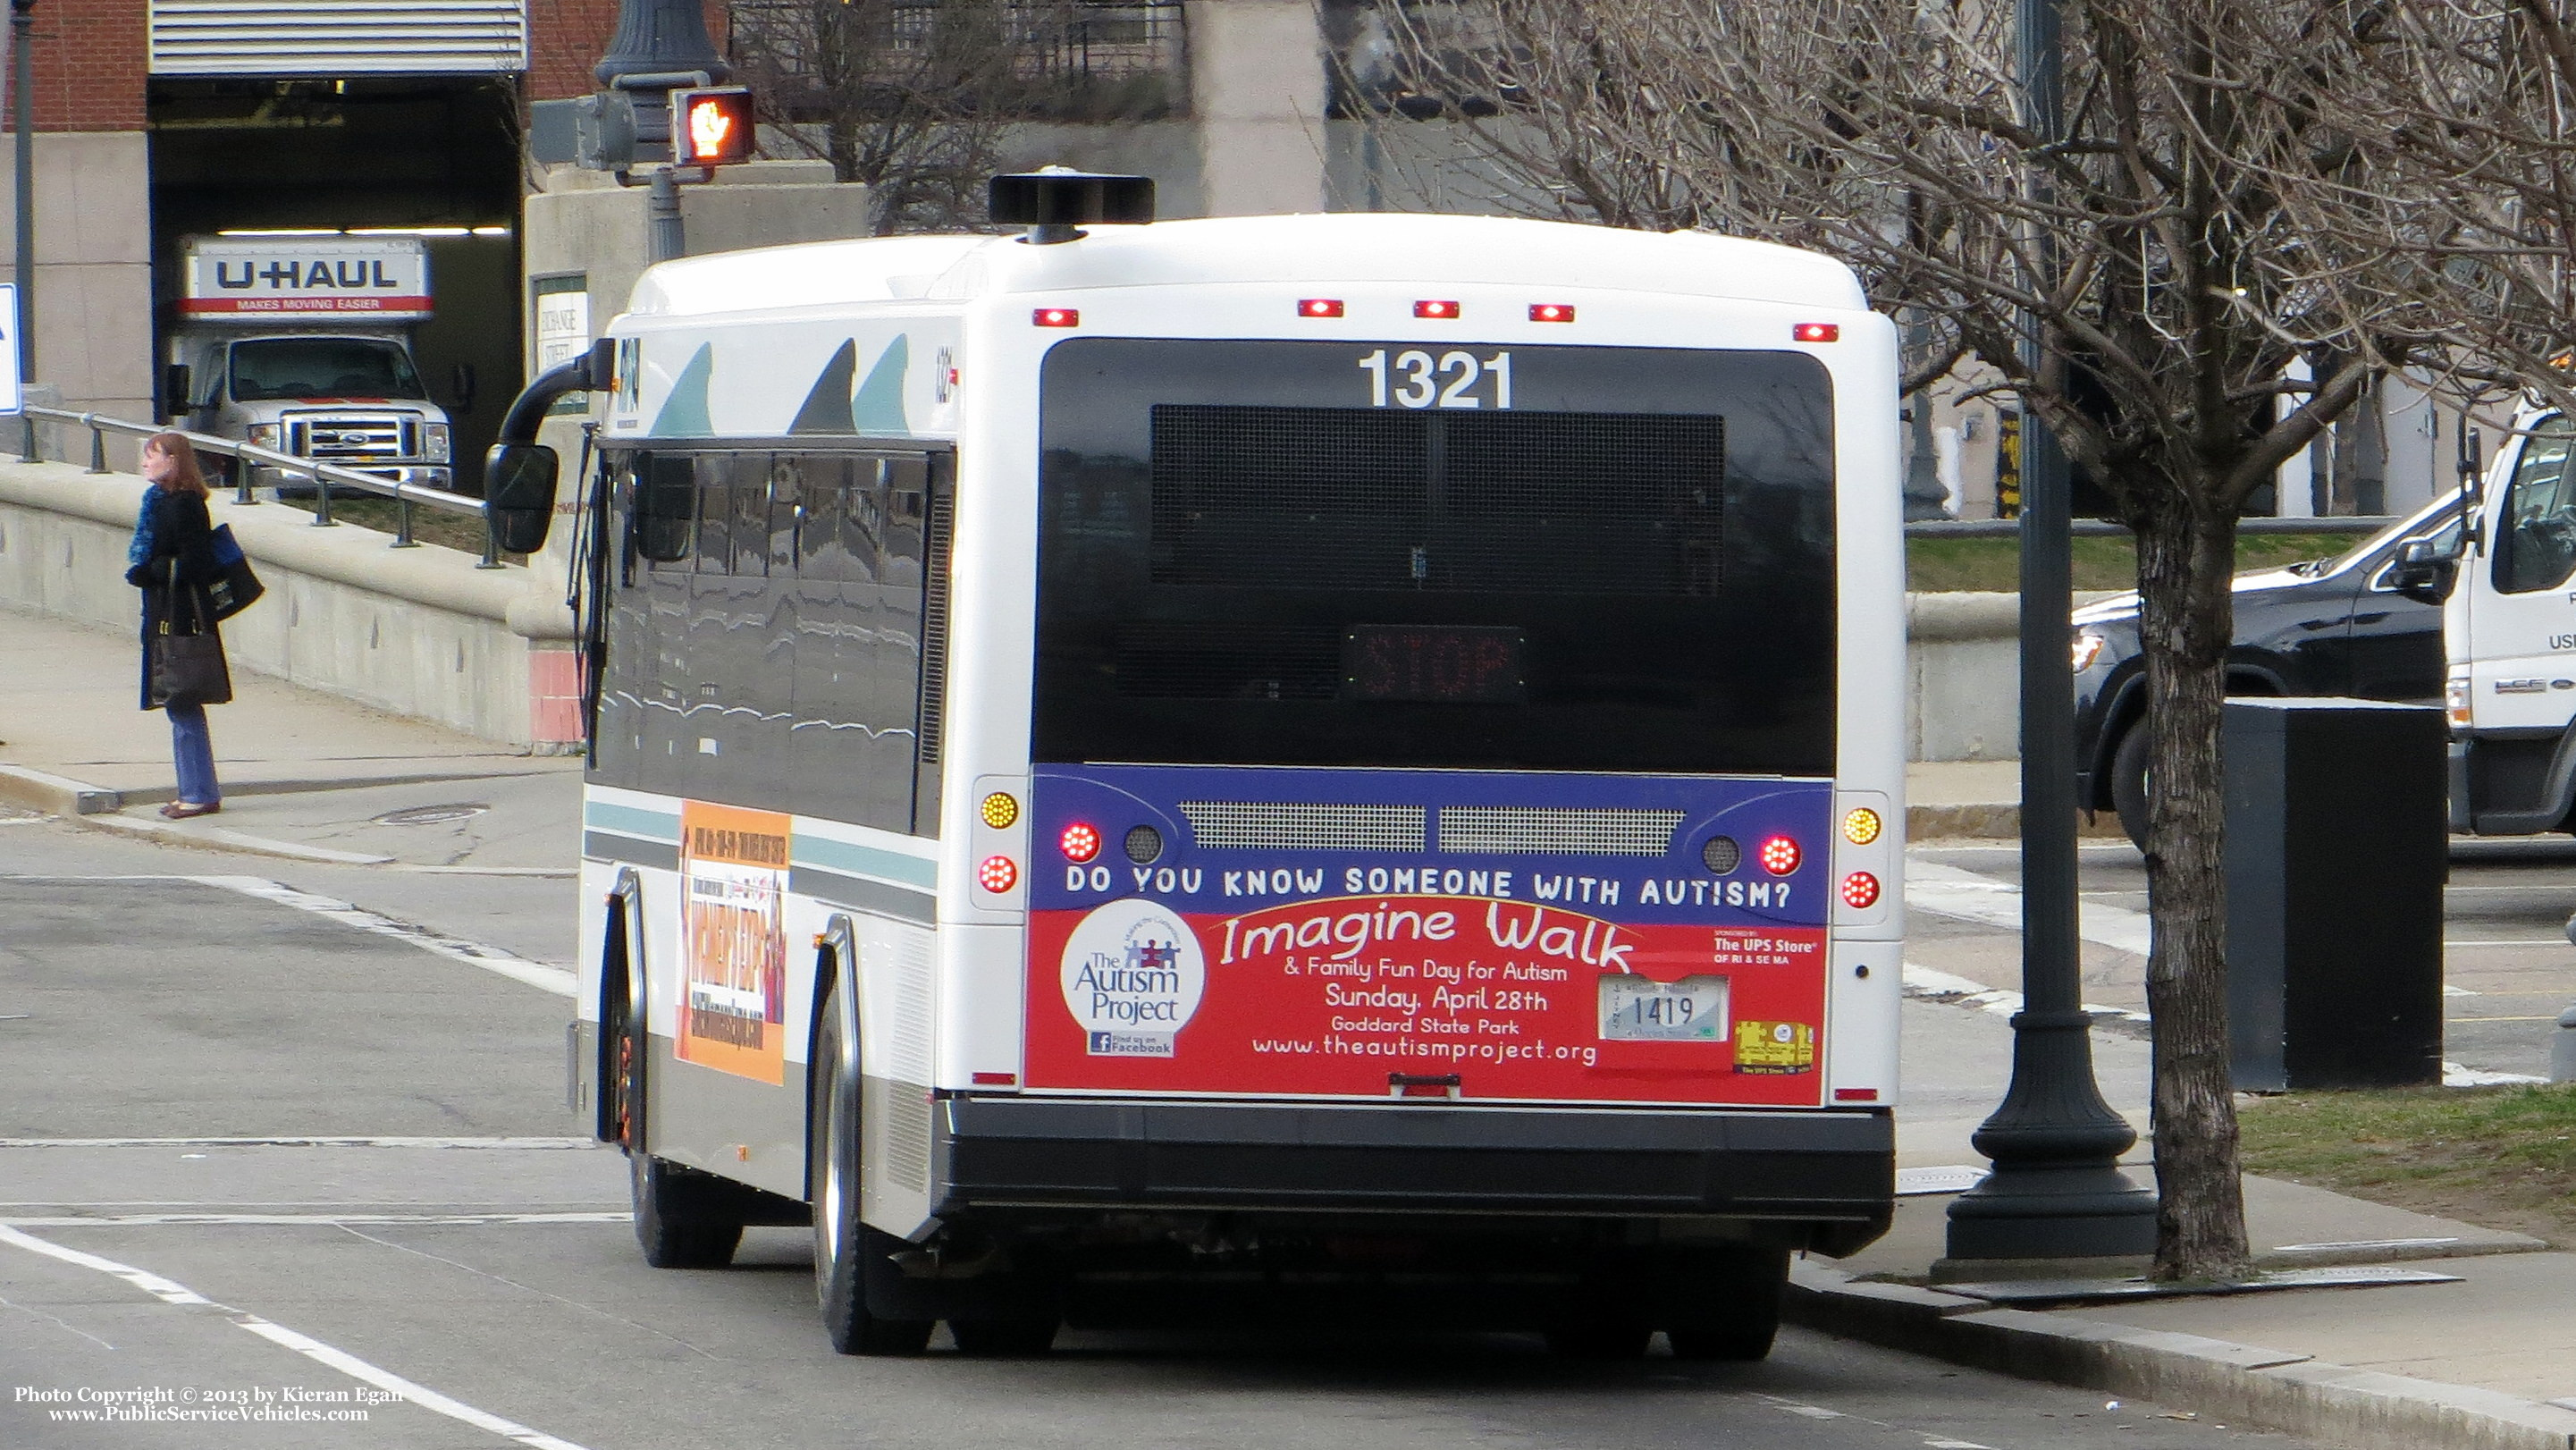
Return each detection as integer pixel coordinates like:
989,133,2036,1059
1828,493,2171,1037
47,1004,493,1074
2389,538,2458,605
486,443,560,554
635,453,695,563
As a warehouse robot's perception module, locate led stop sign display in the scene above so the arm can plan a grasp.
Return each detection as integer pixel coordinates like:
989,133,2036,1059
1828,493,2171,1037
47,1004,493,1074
671,87,755,167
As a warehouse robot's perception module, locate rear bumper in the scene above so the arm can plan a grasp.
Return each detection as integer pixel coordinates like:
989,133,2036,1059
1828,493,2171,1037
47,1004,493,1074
934,1096,1893,1254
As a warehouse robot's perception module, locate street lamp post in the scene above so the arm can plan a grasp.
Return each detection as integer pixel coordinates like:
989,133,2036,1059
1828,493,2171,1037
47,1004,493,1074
1943,0,2161,1266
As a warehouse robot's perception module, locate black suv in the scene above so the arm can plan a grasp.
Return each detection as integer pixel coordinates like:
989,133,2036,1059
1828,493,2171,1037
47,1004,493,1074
2073,497,2462,845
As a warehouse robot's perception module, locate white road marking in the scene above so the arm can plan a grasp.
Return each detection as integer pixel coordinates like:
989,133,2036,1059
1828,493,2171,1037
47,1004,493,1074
1896,1166,1987,1196
1907,859,2154,956
0,1224,595,1450
1777,1404,1844,1419
189,876,575,997
0,1135,597,1149
1923,1440,1993,1449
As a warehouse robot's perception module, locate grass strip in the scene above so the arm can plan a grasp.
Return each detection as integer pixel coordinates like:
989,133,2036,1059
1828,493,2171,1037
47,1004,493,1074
2236,1083,2576,1245
1907,532,2359,593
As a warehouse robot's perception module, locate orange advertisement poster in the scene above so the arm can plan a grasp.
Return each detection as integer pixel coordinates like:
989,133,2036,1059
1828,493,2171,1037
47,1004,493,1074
676,801,791,1085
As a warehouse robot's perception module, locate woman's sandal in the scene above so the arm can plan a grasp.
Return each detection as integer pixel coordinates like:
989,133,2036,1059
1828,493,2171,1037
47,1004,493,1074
159,801,221,820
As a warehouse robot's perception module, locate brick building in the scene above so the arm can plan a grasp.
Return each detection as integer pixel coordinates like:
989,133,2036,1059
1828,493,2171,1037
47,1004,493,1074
0,0,720,457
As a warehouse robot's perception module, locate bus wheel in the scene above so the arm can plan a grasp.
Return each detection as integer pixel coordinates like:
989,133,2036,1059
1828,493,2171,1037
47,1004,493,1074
613,988,742,1269
949,1317,1059,1356
1663,1246,1788,1361
811,976,933,1356
631,1153,744,1269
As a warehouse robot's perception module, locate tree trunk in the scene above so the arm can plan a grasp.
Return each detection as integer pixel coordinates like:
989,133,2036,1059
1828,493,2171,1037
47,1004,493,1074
2133,498,2254,1282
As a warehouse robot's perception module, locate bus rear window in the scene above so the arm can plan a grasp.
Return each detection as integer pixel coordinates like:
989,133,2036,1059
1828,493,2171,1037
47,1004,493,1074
1034,339,1835,777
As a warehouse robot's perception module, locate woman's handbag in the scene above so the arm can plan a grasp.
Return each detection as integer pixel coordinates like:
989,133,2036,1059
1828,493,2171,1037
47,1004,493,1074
205,523,265,622
150,563,234,709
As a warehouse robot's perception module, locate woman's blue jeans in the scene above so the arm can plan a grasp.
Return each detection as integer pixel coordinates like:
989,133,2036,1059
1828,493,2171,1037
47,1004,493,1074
168,702,219,805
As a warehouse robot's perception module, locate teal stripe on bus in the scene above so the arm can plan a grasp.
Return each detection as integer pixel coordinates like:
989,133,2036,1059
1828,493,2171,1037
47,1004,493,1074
794,833,939,890
585,802,681,841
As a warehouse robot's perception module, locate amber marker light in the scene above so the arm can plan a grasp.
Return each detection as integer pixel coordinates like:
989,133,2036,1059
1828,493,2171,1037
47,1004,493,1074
979,792,1020,830
977,856,1019,893
1842,807,1882,846
1793,323,1841,342
1033,308,1080,327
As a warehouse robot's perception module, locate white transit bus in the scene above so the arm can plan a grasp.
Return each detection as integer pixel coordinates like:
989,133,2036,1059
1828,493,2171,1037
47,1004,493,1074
488,173,1905,1361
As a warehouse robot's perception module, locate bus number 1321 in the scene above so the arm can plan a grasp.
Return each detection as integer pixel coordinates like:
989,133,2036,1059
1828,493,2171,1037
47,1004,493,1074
1359,349,1512,410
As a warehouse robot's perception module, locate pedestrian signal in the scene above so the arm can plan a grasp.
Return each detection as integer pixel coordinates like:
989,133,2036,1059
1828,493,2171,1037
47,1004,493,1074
671,88,755,168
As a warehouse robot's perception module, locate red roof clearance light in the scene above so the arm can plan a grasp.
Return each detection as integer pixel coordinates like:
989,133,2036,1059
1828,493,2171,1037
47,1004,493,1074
1758,836,1802,876
1414,299,1461,319
1793,323,1841,342
1059,822,1101,863
1840,872,1881,909
1033,308,1080,328
1528,303,1576,323
1298,299,1345,318
977,856,1019,893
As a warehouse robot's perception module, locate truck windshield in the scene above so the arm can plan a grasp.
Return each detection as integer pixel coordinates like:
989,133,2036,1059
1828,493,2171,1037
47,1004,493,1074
229,339,425,401
1034,338,1838,777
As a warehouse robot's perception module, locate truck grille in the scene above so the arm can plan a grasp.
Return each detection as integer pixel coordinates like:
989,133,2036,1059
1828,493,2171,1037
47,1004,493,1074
290,415,410,463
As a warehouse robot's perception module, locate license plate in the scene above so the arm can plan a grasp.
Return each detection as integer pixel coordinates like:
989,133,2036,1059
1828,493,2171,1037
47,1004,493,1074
1598,974,1729,1041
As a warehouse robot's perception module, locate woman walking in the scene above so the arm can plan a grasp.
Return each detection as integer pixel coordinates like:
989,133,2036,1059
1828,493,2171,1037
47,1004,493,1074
124,433,229,818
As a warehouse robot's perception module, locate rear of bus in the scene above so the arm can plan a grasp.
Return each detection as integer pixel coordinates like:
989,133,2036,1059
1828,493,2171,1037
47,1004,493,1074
939,215,1901,1347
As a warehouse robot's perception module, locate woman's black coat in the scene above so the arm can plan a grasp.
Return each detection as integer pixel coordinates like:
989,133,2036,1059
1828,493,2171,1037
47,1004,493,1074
130,487,221,710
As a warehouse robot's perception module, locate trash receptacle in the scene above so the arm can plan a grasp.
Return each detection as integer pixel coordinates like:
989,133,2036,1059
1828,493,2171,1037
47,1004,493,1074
2223,697,2446,1091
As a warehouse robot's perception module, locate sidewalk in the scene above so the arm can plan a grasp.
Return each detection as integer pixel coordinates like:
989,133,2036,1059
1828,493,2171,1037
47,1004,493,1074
0,605,578,869
1838,912,2576,1449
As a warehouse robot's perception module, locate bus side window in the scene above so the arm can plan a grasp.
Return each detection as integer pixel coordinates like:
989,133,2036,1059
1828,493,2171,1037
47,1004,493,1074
728,453,771,578
2496,417,2576,594
694,459,731,575
769,458,803,576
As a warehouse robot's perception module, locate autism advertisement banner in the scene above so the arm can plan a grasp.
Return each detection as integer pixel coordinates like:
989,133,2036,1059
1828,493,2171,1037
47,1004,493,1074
677,801,791,1085
1023,765,1834,1106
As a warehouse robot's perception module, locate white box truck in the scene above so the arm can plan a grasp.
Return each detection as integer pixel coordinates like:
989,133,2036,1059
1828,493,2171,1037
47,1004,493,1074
166,236,454,493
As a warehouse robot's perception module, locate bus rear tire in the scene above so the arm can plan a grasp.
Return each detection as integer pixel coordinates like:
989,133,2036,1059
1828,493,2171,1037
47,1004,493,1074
812,976,934,1357
631,1152,745,1269
2110,719,2151,850
1663,1246,1787,1362
1544,1321,1654,1360
611,974,743,1269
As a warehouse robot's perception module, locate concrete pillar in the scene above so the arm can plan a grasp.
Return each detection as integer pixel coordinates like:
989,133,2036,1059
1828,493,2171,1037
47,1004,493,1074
0,131,155,426
1186,0,1326,216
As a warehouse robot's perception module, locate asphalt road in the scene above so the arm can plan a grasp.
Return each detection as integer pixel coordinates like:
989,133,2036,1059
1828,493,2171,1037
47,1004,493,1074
0,812,2338,1450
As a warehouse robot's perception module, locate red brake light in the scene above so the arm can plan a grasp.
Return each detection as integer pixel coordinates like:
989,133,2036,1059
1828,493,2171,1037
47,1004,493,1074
1793,323,1840,342
1759,836,1802,876
1528,303,1576,323
977,856,1019,892
1059,822,1101,863
1298,299,1344,318
1033,308,1080,328
1840,871,1881,909
1414,299,1460,319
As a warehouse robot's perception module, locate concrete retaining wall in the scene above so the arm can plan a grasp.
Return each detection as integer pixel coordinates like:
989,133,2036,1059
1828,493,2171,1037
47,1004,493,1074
0,459,577,751
2,457,2031,761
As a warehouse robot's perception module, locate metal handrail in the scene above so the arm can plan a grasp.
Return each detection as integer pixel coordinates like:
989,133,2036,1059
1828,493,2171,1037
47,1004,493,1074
10,403,502,567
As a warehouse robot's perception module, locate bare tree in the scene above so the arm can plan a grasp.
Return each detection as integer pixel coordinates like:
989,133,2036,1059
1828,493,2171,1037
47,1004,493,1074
728,1,1189,234
1363,0,2467,1279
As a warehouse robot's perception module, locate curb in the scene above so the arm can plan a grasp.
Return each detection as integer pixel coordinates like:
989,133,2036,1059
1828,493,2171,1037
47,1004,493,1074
0,763,121,815
1786,1262,2576,1450
79,813,396,865
1908,801,2131,840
